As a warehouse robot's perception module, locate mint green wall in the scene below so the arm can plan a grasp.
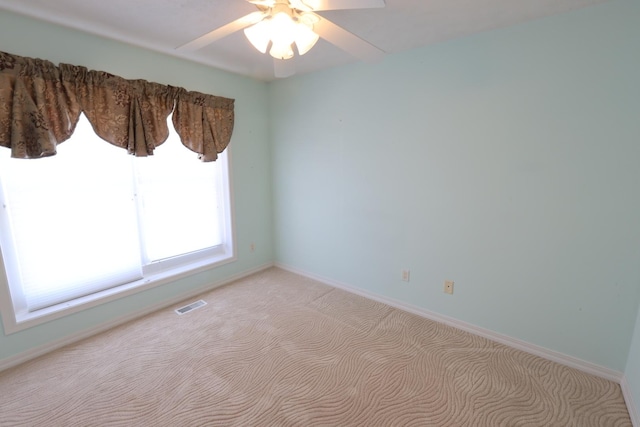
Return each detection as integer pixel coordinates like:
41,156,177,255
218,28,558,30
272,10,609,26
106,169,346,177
270,0,640,372
0,11,273,360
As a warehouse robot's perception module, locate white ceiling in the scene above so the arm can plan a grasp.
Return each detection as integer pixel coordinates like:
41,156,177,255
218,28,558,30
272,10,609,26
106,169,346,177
0,0,608,81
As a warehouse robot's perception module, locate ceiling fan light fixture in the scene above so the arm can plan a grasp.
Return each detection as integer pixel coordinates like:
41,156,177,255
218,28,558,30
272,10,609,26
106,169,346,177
243,8,320,60
268,12,297,59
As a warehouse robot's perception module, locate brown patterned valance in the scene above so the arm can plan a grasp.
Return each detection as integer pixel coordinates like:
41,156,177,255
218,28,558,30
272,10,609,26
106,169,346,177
0,51,234,161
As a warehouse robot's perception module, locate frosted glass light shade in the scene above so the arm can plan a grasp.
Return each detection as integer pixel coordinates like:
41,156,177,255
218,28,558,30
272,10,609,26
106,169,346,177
270,41,294,60
294,21,319,55
244,19,272,54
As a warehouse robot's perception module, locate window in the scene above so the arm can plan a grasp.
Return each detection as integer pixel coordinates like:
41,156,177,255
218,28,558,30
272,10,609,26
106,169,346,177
0,114,234,332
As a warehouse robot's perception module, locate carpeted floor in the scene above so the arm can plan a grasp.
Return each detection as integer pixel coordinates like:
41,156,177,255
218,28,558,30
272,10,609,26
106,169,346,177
0,268,632,426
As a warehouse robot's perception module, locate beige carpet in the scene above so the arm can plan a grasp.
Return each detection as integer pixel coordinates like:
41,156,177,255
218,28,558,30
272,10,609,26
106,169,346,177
0,268,632,426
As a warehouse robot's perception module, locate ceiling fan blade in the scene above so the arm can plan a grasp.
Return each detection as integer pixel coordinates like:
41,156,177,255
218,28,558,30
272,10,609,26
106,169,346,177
301,0,384,11
274,58,297,78
176,11,266,51
313,15,384,62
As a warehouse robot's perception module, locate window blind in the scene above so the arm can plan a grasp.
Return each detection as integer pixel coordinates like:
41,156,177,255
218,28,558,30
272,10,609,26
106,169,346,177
0,115,143,311
135,132,224,263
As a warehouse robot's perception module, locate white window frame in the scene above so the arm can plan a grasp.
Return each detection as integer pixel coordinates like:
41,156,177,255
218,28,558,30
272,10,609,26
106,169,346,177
0,139,236,335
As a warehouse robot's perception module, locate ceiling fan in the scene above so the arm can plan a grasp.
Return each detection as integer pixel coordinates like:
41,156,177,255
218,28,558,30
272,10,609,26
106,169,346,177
177,0,386,78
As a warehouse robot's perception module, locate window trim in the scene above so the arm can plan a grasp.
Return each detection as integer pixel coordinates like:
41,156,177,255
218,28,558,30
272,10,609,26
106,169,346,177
0,148,236,335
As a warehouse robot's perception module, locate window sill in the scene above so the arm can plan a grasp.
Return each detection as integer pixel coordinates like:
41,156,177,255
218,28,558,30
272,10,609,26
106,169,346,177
2,250,236,335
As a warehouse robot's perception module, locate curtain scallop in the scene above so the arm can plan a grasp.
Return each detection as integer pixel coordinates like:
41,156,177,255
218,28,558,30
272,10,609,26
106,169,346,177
0,51,234,161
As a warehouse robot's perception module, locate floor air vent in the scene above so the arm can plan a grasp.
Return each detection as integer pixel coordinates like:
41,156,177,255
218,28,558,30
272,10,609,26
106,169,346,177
175,299,207,315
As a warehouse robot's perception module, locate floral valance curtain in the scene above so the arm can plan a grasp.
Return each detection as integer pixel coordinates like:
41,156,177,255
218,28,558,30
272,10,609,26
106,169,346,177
0,51,234,161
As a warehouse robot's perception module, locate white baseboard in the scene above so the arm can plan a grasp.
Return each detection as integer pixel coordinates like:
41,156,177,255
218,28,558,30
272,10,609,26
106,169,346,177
275,263,624,384
621,377,640,427
0,262,274,373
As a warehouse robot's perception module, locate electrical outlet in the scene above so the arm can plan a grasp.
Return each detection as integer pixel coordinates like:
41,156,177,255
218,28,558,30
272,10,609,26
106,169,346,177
401,269,410,282
444,280,454,294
